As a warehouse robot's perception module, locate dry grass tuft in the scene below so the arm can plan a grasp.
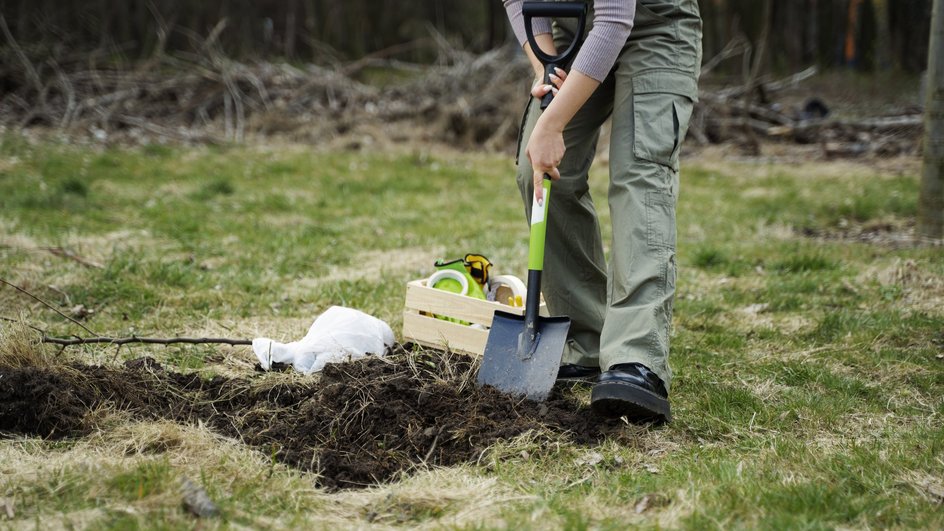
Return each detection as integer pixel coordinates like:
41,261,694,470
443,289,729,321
405,343,480,395
0,420,304,526
92,418,189,457
326,467,525,529
862,258,944,315
0,318,56,369
901,471,944,505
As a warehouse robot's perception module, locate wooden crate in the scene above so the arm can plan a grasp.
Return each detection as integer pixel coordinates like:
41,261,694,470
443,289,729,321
402,278,547,356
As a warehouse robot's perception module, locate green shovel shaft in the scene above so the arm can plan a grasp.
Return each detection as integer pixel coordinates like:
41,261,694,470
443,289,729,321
527,177,552,271
523,176,551,346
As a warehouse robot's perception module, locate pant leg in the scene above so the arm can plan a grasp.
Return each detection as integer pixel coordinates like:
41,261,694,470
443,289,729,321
599,0,702,390
515,70,615,367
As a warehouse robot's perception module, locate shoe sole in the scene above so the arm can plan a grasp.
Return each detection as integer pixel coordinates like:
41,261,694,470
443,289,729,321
591,380,672,423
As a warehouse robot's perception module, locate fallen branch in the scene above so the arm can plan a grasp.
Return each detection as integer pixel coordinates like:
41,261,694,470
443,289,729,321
0,244,103,269
761,65,819,93
840,115,923,129
114,115,224,144
40,335,252,347
341,38,432,76
764,115,923,137
712,65,819,101
700,35,750,78
40,246,104,269
1,315,250,348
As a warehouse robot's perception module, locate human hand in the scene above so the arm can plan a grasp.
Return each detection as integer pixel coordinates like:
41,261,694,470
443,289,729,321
524,68,601,207
525,116,564,206
530,67,567,100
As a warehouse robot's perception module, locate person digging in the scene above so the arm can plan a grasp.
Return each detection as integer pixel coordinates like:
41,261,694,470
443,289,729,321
503,0,702,422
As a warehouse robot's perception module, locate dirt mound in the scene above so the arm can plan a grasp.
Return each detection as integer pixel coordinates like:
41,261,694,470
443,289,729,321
0,346,618,490
0,366,98,437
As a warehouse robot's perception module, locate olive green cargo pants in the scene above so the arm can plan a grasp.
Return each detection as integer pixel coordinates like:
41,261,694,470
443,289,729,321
515,0,702,391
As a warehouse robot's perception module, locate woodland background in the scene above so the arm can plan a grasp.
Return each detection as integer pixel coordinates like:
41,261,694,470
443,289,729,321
0,0,934,73
0,1,931,156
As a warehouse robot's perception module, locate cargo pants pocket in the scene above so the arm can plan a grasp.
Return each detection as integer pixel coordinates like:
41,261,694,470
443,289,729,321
632,72,696,170
646,191,676,250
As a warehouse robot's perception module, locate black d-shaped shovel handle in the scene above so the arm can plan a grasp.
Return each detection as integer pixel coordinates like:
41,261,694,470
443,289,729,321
522,1,588,110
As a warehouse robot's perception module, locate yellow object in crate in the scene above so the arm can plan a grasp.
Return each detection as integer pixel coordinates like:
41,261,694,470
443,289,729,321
428,257,487,324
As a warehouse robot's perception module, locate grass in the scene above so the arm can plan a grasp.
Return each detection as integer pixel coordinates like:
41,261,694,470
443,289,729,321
1,138,943,529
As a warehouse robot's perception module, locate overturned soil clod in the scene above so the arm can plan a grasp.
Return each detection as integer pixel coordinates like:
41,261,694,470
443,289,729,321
0,346,619,489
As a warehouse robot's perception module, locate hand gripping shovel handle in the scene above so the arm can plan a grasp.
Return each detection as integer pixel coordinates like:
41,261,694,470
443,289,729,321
522,1,588,110
523,176,552,347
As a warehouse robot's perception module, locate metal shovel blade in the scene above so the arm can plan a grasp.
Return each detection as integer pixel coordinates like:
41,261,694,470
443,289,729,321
477,310,571,401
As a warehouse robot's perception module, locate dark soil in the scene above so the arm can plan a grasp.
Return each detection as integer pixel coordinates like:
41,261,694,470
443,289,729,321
0,346,620,490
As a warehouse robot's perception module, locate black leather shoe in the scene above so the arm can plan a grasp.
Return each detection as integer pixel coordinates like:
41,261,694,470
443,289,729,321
591,363,671,422
556,364,601,386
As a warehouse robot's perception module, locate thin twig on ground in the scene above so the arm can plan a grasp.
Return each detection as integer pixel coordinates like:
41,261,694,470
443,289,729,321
1,312,250,349
40,335,252,347
40,247,104,269
0,277,97,336
0,315,48,335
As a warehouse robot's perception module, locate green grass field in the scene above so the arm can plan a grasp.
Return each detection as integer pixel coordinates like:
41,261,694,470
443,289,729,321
1,136,942,529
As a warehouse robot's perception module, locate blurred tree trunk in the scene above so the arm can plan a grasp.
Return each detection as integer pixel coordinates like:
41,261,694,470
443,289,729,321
844,0,863,66
487,0,497,49
891,0,933,71
285,0,298,58
873,0,892,68
920,0,944,239
741,0,772,156
808,0,819,63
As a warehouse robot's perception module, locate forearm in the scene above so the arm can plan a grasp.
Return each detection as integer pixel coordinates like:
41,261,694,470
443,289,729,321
524,34,557,80
504,0,556,79
536,70,600,133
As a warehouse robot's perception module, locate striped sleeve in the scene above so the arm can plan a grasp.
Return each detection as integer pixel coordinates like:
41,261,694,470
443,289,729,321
570,1,636,82
503,0,552,48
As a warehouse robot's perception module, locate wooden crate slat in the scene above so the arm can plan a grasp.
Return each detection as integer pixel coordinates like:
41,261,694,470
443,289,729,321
401,278,551,357
402,311,488,356
404,279,518,326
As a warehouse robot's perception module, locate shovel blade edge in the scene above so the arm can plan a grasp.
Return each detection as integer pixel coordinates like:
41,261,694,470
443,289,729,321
476,310,571,401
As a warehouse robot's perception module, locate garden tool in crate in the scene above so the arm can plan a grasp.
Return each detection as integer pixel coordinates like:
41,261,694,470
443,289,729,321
428,254,492,300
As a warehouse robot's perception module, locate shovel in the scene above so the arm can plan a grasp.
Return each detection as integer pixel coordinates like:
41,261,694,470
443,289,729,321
477,177,571,401
476,2,587,402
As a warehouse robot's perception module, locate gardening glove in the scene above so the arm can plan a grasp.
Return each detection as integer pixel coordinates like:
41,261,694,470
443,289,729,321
463,253,492,289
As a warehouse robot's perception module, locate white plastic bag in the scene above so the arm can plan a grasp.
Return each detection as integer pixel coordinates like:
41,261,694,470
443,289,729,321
252,306,395,374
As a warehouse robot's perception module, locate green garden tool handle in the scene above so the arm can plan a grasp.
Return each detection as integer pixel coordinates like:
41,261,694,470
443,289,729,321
524,175,552,344
527,176,551,272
